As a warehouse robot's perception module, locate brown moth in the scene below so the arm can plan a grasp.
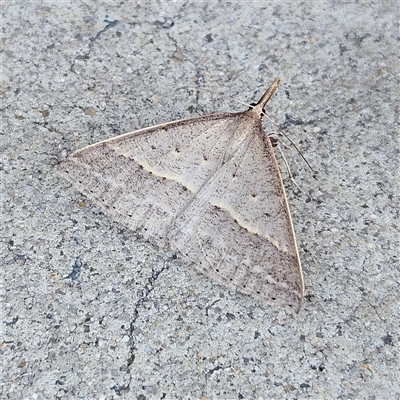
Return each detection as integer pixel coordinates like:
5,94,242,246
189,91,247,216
57,78,304,312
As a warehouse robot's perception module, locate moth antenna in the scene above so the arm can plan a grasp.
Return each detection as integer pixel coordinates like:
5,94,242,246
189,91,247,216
276,145,320,203
263,111,314,172
276,145,307,196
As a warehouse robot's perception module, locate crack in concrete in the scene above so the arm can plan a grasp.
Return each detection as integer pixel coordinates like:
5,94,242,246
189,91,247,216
112,262,170,395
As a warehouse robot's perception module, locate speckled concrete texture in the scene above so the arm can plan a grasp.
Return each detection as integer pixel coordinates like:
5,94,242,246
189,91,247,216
1,1,399,399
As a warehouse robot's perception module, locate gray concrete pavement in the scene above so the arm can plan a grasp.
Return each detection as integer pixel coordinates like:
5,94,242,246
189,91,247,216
2,1,399,399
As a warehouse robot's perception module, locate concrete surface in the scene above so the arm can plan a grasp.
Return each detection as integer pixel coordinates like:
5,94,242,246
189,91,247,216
1,1,399,399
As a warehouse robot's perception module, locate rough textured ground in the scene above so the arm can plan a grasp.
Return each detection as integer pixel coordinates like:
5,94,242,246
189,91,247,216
1,1,399,399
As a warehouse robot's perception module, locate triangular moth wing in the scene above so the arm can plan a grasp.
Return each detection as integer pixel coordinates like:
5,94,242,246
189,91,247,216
57,112,242,245
167,114,303,312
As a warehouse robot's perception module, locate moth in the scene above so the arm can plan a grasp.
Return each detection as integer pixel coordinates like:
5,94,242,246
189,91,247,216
57,78,304,312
